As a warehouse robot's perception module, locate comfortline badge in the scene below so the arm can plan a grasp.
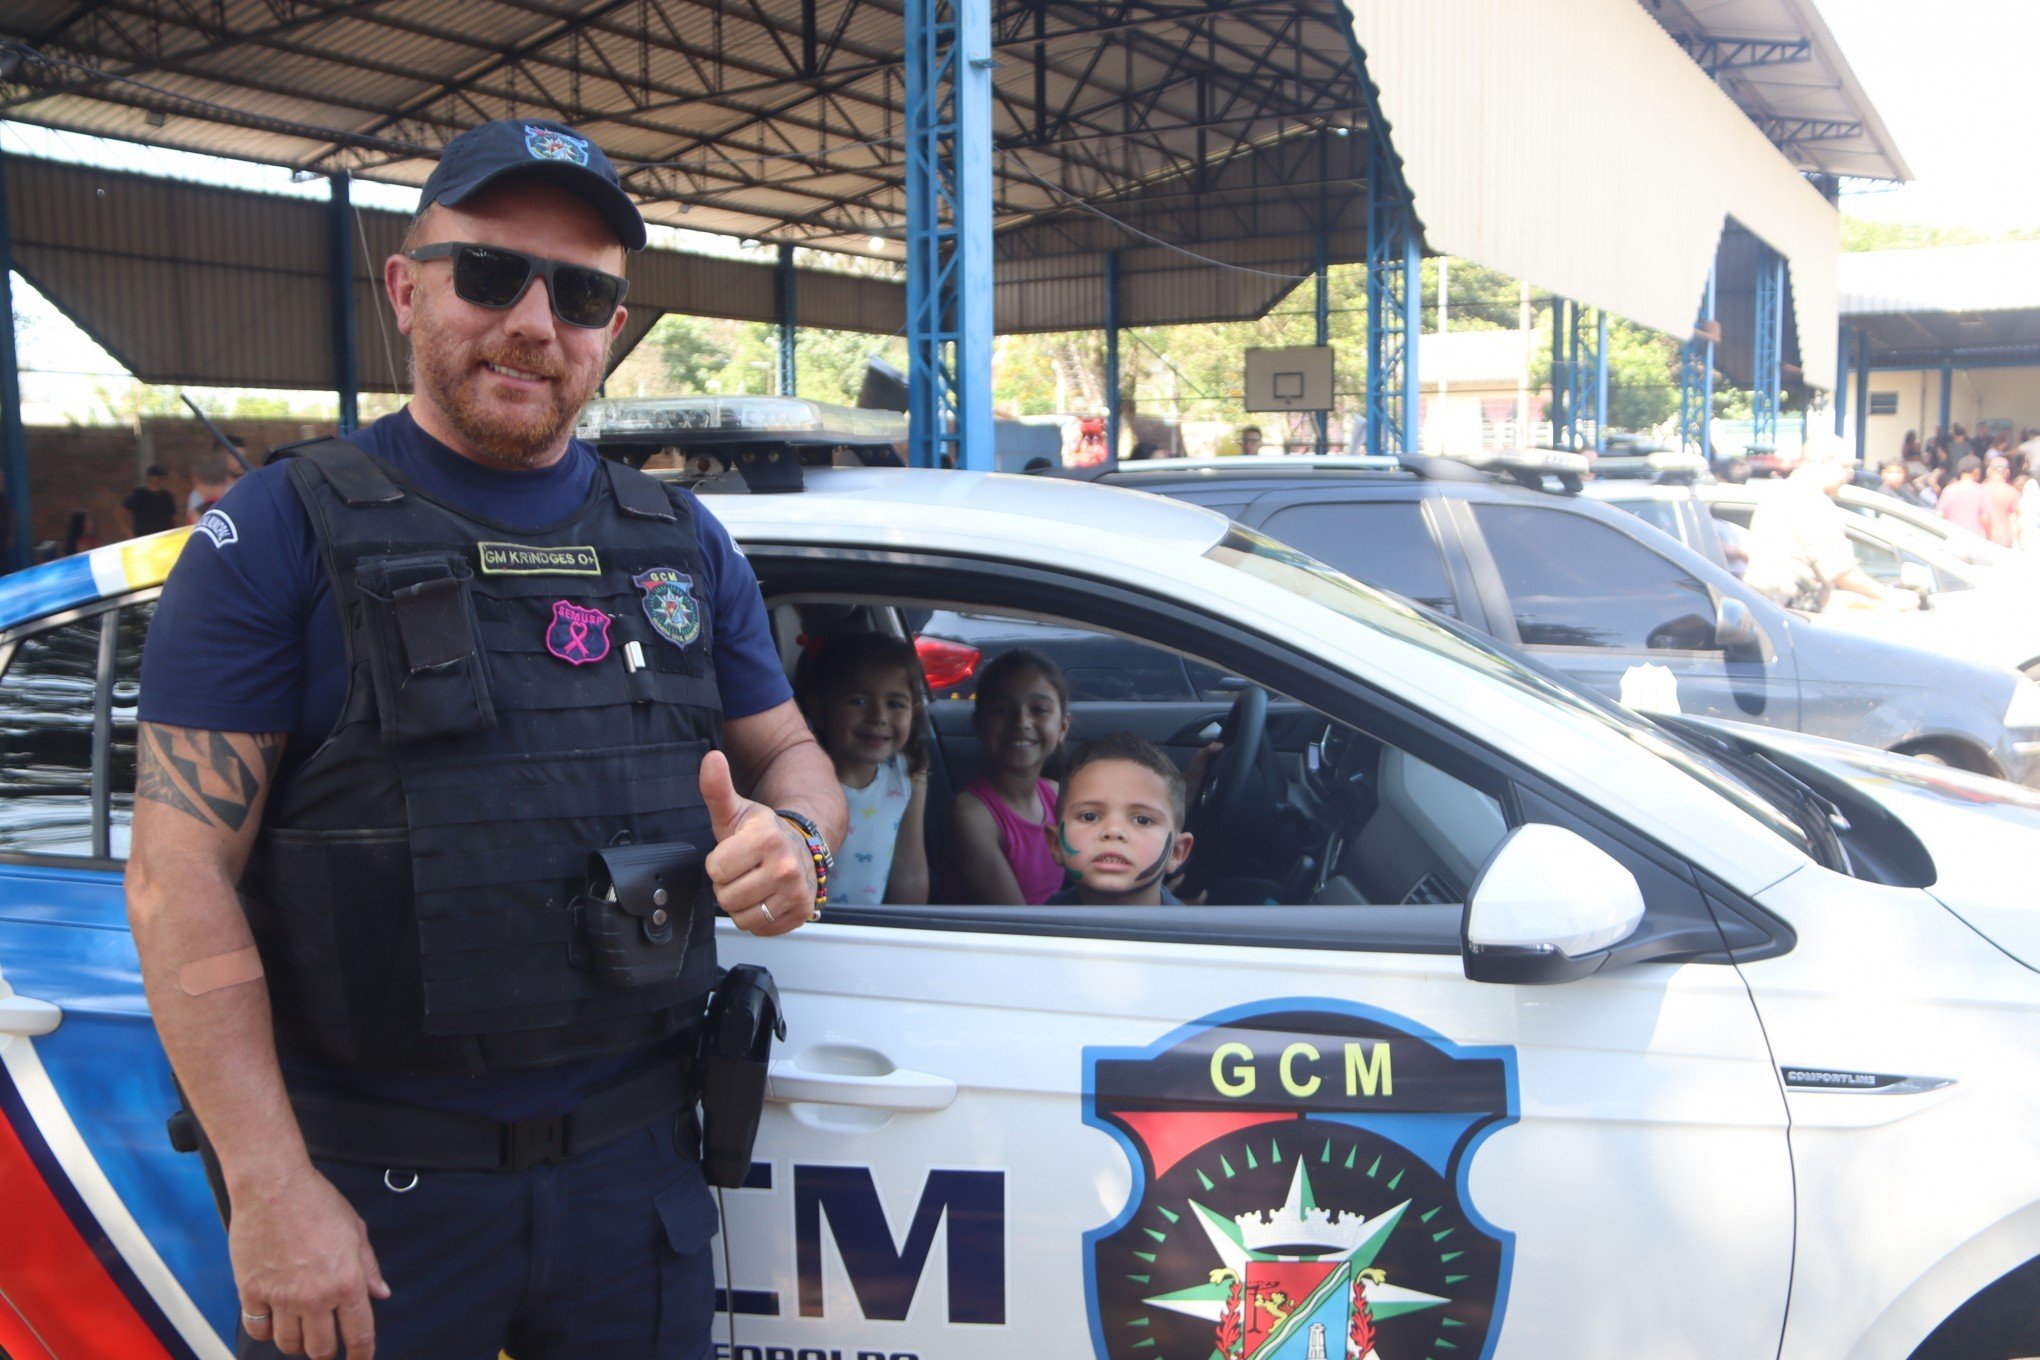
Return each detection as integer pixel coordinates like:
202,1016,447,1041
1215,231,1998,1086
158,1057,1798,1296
1083,1002,1516,1360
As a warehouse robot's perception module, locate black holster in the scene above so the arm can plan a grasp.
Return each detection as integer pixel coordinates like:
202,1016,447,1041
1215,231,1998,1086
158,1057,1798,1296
698,964,784,1188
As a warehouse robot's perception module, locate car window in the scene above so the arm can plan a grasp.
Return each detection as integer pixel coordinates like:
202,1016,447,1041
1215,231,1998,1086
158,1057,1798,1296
915,610,1218,702
0,612,103,857
1257,500,1459,618
1473,504,1720,651
1845,530,1904,582
108,601,153,858
1605,495,1687,544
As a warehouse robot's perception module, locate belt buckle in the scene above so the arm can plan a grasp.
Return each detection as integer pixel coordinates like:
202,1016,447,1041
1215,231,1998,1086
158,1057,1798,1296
504,1114,568,1171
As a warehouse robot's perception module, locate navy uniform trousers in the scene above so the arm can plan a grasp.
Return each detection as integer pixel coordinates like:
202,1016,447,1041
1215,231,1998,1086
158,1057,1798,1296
237,1111,718,1360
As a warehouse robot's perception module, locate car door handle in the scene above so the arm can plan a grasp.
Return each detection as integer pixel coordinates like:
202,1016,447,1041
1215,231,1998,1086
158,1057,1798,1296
0,994,62,1038
767,1059,958,1112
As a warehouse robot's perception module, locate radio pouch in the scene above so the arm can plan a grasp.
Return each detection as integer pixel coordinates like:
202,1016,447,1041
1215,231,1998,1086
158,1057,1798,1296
581,840,705,989
698,964,784,1188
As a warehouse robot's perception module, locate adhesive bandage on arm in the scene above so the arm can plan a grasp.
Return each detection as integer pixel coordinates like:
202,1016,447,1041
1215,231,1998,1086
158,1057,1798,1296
178,947,265,997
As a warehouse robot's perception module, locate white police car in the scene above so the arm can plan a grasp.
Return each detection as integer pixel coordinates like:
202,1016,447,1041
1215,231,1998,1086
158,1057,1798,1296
0,424,2035,1360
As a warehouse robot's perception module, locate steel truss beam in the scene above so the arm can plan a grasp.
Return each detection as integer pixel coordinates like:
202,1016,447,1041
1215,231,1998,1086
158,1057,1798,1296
1751,242,1784,454
1678,264,1716,464
1671,33,1810,75
904,0,993,470
1754,116,1862,145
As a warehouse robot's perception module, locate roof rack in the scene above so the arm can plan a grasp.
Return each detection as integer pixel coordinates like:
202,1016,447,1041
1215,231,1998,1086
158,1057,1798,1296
1590,448,1711,484
576,396,908,492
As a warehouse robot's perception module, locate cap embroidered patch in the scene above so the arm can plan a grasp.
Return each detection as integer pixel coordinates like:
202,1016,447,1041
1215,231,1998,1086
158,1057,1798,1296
478,542,601,576
525,124,590,166
633,568,702,647
546,600,612,665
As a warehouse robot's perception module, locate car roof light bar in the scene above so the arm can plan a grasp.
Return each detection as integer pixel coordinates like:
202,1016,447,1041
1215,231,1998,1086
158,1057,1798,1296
576,396,910,492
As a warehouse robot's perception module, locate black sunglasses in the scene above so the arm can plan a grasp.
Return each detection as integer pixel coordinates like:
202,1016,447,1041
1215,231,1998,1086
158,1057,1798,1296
406,242,628,329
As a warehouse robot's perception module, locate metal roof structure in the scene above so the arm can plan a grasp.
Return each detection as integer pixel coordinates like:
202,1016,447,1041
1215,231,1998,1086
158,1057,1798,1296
0,0,1389,330
1639,0,1910,183
1839,242,2040,371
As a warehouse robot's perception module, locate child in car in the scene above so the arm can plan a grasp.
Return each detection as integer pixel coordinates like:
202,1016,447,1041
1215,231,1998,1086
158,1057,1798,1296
949,647,1071,904
796,632,930,905
1045,733,1194,906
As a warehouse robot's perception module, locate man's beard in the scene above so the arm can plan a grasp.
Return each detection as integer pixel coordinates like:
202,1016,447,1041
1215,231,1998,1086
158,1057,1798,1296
411,324,609,468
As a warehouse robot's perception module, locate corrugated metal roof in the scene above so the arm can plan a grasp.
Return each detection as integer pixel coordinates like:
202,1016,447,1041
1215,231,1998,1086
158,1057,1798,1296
1639,0,1910,183
1839,242,2040,316
0,0,1868,386
1353,0,1840,390
2,0,1381,265
3,152,904,390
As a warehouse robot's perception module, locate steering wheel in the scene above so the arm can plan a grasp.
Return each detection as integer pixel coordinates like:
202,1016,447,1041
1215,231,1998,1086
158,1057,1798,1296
1176,684,1274,899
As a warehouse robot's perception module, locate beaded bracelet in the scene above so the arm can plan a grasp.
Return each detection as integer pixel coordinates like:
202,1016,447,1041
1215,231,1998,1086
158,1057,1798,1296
775,810,830,916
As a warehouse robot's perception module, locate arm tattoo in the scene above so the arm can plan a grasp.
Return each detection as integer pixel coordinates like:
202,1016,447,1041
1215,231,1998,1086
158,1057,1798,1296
136,727,285,832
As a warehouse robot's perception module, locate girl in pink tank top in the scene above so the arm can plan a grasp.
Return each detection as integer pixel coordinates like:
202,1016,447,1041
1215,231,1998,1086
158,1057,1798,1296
948,649,1071,905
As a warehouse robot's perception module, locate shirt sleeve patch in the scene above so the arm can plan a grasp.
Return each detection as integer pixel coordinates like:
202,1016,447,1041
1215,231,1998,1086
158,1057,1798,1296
196,508,239,548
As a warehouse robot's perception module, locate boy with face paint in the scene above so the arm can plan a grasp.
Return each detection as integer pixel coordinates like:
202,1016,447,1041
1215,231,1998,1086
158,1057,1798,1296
1045,733,1195,906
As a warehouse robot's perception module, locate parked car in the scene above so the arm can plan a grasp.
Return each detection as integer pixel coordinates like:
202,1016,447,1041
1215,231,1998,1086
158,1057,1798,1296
2,421,2036,1360
1070,455,2040,782
1588,477,2040,680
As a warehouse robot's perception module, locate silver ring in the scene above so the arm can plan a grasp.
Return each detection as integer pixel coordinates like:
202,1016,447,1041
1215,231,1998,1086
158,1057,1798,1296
242,1311,271,1324
758,902,774,922
384,1168,419,1193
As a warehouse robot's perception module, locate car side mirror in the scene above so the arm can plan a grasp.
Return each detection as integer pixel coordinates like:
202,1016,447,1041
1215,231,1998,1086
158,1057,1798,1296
1714,595,1763,659
1462,825,1644,985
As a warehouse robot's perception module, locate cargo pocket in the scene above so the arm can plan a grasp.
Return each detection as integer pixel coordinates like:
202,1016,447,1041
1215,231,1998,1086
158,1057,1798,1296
355,552,497,745
654,1165,719,1358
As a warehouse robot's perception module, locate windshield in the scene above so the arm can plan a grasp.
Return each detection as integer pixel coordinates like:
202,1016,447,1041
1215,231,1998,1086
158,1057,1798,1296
1203,526,1819,858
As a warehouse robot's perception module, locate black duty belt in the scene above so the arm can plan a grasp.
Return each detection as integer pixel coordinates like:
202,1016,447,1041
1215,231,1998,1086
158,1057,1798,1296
289,1054,696,1173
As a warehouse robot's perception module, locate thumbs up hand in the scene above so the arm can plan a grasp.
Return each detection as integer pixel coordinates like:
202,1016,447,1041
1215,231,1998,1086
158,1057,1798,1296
699,749,815,936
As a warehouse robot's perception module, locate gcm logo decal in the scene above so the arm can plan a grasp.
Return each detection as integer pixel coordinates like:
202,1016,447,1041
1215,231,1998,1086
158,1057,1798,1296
1083,1002,1517,1360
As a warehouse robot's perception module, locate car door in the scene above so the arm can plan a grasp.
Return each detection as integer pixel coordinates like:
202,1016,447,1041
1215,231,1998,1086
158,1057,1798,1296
1457,500,1800,731
0,594,236,1359
710,541,1793,1360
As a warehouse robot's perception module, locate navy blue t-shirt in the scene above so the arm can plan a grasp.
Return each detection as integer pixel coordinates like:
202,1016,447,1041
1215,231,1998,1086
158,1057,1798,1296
140,409,793,1119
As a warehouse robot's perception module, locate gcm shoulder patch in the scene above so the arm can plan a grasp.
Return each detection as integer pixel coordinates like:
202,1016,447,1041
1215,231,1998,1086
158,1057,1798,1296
1084,1001,1516,1360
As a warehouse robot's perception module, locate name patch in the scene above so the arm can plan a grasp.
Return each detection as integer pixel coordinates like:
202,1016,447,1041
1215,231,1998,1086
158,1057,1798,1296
477,542,601,576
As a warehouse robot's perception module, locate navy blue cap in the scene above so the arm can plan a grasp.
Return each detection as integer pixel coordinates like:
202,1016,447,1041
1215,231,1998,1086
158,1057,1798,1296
419,119,646,251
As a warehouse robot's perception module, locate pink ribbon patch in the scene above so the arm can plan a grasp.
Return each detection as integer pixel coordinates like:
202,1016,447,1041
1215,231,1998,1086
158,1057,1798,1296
545,600,612,665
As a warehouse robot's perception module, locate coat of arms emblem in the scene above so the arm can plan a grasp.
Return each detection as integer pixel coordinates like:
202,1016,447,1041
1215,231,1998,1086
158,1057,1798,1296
524,124,590,166
633,568,701,647
1084,1003,1517,1360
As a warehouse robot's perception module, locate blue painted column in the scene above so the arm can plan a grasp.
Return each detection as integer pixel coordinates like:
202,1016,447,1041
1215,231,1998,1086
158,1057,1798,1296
1363,102,1420,459
1103,249,1121,460
1594,310,1608,451
1834,321,1849,437
0,151,31,570
776,243,798,396
329,174,359,434
1313,233,1329,454
1854,328,1871,464
1677,263,1717,464
1550,299,1568,447
903,0,995,469
1401,234,1420,455
1751,242,1784,454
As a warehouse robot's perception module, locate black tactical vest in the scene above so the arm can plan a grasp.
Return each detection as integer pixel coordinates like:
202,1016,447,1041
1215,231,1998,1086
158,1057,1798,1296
243,440,724,1076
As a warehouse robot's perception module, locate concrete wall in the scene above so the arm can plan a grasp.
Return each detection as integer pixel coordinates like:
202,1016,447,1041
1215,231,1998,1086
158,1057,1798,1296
19,418,331,555
1859,366,2040,466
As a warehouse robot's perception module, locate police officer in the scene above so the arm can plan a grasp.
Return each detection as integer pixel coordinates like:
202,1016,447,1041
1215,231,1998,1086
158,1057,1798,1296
124,119,845,1360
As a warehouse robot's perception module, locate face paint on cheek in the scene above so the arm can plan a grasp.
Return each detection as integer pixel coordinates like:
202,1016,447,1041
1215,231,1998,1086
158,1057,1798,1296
1059,822,1081,858
1128,839,1176,889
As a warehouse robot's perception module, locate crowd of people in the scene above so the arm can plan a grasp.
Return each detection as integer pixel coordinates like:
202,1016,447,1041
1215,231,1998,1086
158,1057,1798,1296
1876,424,2040,549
